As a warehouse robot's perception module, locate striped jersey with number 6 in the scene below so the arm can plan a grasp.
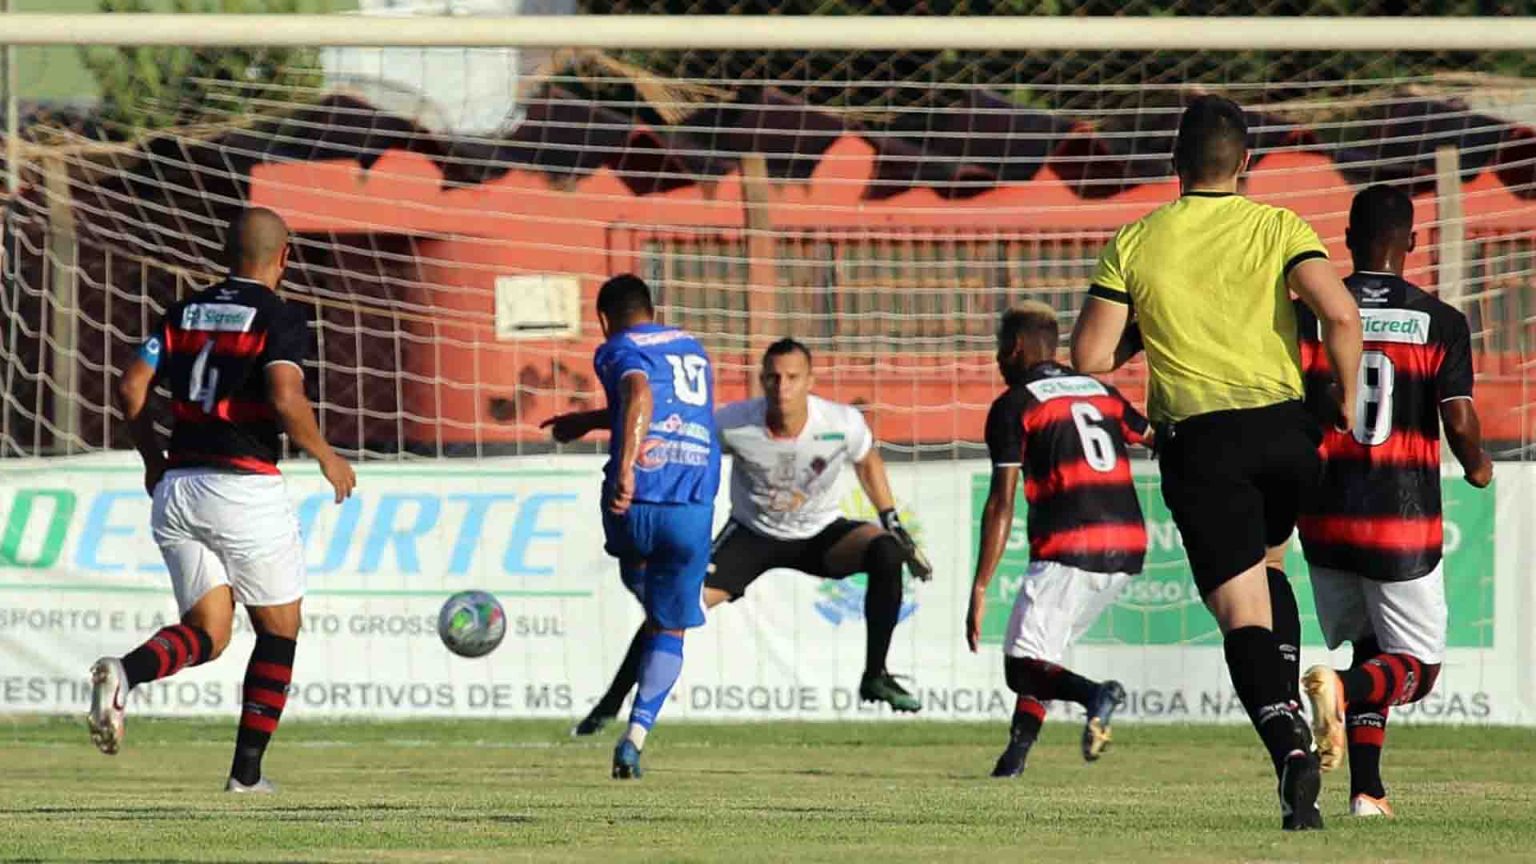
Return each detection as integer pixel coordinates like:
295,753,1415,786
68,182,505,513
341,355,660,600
984,361,1149,574
1296,272,1475,582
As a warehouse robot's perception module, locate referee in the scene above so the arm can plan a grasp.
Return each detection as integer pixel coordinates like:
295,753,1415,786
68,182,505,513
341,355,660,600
1070,95,1362,831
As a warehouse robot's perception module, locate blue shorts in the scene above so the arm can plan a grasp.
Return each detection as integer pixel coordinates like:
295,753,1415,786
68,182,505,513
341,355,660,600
602,501,714,631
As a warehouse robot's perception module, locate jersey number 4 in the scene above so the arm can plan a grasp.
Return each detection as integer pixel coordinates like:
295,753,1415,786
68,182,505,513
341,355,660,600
185,340,222,413
1353,350,1395,446
1070,402,1118,473
666,354,710,406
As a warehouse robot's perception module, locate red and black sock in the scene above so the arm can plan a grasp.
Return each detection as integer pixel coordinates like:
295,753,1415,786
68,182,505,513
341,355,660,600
1009,695,1047,745
1004,657,1100,708
231,633,296,786
120,624,214,689
1339,652,1440,713
1347,707,1389,800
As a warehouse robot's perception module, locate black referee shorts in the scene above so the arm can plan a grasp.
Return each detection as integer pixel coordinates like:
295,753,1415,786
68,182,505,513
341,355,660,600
1157,400,1323,597
706,518,869,600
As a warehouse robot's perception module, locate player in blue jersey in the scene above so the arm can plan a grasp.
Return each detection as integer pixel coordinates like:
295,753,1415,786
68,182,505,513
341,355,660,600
547,274,720,779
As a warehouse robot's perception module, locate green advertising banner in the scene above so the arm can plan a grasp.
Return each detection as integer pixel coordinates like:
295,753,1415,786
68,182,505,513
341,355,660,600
970,472,1495,648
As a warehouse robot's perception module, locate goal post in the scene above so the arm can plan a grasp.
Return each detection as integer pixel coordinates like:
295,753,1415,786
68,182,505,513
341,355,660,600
0,12,1532,722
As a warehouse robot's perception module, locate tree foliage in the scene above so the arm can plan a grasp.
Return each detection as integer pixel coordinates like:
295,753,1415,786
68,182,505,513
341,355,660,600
81,0,328,135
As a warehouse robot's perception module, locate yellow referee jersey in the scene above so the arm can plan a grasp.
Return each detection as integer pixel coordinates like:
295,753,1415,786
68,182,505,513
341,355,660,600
1089,192,1329,424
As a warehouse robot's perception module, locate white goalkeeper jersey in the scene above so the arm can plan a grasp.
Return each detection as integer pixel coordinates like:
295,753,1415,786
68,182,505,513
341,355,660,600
717,395,875,541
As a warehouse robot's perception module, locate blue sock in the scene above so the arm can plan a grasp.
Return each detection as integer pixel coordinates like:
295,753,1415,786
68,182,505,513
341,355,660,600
626,631,684,747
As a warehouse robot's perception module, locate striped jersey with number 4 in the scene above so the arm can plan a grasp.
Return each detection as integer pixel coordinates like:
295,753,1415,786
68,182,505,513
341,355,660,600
143,277,309,475
984,361,1149,574
1295,272,1475,582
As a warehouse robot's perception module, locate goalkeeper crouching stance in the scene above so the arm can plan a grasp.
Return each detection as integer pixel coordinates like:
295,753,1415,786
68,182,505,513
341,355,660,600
547,338,933,731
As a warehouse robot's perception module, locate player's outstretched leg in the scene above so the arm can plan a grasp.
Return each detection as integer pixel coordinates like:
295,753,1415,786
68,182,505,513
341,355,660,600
613,628,684,780
574,624,646,737
89,621,217,755
857,535,919,712
998,657,1125,772
1305,649,1437,783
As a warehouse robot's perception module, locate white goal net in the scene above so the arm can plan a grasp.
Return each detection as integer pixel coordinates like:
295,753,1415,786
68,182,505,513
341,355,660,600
0,12,1533,723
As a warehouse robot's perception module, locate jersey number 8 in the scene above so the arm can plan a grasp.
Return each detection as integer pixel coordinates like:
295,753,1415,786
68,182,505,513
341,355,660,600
1353,350,1395,446
1070,401,1118,473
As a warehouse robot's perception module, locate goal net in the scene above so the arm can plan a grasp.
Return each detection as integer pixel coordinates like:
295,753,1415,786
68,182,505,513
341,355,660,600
1,10,1533,723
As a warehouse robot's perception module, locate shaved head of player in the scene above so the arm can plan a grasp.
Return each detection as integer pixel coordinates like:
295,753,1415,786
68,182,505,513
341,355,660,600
1295,184,1492,818
971,302,1148,777
224,206,292,289
1071,94,1365,830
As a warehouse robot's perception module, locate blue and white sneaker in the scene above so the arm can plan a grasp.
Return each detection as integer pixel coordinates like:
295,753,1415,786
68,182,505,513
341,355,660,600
612,738,643,780
1082,680,1126,762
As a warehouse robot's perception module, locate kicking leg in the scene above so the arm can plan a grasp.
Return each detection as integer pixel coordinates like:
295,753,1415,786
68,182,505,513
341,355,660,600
227,599,301,793
90,583,231,755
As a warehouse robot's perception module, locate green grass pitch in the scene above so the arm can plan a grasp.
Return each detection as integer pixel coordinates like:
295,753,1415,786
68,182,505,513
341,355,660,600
3,717,1534,862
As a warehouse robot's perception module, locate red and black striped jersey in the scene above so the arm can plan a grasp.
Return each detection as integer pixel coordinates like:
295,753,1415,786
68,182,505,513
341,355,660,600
1295,273,1474,582
984,361,1149,574
143,278,308,475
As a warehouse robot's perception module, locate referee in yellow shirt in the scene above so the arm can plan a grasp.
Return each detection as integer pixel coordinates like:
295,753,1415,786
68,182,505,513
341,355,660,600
1071,95,1362,831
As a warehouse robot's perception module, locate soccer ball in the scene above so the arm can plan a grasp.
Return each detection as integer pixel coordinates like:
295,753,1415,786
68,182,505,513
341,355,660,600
437,590,506,658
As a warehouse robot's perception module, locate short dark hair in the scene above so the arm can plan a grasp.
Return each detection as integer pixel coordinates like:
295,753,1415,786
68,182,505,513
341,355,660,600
1348,184,1415,248
762,337,812,367
1174,95,1248,185
998,301,1059,349
596,273,654,323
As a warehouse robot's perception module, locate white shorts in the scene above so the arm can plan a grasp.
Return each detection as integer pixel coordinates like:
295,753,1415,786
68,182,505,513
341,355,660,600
1308,563,1447,664
151,469,307,615
1003,560,1133,662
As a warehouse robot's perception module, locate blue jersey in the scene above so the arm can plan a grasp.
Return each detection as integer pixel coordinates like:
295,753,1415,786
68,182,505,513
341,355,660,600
593,323,721,505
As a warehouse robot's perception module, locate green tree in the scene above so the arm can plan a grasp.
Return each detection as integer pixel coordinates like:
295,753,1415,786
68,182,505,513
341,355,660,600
81,0,328,135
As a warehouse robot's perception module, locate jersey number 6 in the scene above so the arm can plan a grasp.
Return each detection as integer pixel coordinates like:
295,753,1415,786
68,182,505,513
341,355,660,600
1070,401,1118,473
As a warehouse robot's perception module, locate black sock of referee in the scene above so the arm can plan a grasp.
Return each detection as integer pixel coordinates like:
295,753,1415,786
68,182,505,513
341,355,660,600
1266,567,1301,704
593,624,647,717
1224,625,1306,775
861,535,906,680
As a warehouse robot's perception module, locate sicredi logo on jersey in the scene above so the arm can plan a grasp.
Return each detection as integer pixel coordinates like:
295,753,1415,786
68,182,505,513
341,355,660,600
1025,376,1108,402
1360,309,1430,345
181,303,257,333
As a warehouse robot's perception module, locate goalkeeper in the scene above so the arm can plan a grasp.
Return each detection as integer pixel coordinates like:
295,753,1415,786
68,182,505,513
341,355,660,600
547,338,933,728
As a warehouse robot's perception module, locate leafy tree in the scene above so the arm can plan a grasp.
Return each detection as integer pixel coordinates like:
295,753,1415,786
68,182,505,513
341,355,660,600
81,0,328,135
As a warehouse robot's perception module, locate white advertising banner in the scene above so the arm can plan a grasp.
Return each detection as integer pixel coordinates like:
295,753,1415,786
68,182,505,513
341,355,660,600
1,454,1532,724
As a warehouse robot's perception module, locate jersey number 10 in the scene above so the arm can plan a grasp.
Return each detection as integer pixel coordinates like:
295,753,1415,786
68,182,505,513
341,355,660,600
666,354,710,407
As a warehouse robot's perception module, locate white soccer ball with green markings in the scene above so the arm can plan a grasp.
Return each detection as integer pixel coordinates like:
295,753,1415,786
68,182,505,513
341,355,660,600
437,590,507,658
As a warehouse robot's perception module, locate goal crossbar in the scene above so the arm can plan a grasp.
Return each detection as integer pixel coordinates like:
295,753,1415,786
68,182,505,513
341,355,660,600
0,14,1534,51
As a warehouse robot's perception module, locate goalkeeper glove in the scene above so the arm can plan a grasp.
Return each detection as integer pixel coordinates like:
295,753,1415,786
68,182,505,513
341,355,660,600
879,508,933,582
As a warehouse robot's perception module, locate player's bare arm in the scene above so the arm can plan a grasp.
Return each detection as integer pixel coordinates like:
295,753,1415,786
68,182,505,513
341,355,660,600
267,363,355,503
854,448,932,581
967,465,1019,653
1442,398,1493,488
608,372,653,515
1289,257,1363,431
1069,296,1130,374
117,356,167,495
541,408,608,443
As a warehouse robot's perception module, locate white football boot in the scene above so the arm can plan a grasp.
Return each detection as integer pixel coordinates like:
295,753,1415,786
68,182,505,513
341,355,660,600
225,776,279,794
87,657,127,755
1350,793,1394,818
